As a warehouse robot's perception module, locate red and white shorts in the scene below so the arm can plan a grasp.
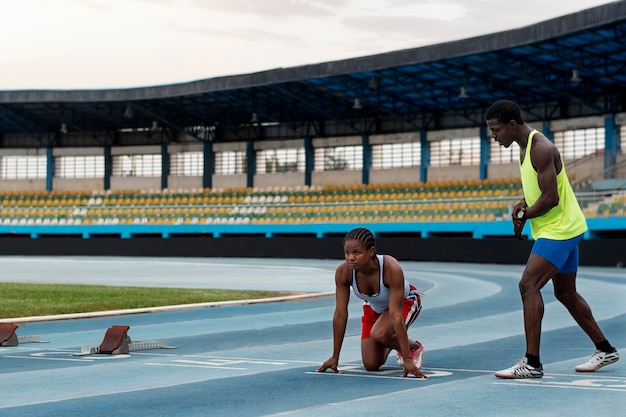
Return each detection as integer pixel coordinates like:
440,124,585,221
361,286,422,339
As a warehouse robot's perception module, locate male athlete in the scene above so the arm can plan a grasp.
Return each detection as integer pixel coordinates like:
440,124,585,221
485,100,619,379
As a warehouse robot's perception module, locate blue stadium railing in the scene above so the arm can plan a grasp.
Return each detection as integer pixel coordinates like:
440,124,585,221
0,217,623,240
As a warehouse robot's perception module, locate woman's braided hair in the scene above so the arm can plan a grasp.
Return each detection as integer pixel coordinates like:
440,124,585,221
343,227,375,250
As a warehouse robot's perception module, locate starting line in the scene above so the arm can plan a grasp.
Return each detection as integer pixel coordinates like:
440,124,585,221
308,365,626,391
307,366,454,379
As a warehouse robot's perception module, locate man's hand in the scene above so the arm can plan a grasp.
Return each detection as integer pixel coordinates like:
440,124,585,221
512,206,527,241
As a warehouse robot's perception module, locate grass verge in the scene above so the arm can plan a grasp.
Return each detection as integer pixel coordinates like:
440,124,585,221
0,282,295,318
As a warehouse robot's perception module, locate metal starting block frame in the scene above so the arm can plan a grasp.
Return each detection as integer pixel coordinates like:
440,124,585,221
74,325,176,356
0,323,48,347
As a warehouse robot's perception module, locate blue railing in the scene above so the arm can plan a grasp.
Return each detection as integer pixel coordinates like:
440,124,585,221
0,217,623,239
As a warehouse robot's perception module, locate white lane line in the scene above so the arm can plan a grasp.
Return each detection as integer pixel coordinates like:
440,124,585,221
145,362,246,370
494,381,626,392
1,355,93,363
307,368,453,380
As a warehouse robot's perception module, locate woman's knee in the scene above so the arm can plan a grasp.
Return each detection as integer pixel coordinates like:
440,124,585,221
368,327,389,345
362,359,381,371
361,345,385,371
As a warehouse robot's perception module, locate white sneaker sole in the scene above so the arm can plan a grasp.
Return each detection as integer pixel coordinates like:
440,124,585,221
575,355,619,372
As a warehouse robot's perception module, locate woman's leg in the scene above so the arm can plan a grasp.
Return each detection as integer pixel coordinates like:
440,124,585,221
362,310,420,370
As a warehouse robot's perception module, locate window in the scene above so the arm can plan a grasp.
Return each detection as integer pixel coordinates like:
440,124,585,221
430,137,480,167
372,142,421,169
55,155,105,178
0,155,46,179
258,148,305,173
112,154,161,177
170,151,203,176
314,146,362,171
215,150,246,175
554,127,604,159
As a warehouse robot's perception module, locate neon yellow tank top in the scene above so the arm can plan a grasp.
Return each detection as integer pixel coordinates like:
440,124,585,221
520,129,587,240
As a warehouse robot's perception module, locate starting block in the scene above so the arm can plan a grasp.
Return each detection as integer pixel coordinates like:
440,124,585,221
0,323,47,347
74,325,176,356
99,325,131,354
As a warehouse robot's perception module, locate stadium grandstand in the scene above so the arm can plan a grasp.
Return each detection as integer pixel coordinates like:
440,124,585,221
0,2,624,265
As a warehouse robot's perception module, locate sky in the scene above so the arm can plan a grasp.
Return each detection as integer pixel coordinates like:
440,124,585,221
0,0,618,90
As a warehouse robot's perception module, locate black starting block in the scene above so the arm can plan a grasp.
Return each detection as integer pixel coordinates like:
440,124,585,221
0,323,47,346
74,325,175,356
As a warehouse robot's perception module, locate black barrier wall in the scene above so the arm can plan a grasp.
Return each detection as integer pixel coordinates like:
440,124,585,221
0,236,623,267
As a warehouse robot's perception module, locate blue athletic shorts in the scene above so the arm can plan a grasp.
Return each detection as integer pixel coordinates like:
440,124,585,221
531,233,584,273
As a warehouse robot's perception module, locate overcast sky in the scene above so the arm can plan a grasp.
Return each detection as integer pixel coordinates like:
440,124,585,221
0,0,617,90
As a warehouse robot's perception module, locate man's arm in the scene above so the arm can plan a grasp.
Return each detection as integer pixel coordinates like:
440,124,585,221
527,136,560,219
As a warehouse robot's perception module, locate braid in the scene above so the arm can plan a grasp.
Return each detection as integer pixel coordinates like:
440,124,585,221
344,227,375,250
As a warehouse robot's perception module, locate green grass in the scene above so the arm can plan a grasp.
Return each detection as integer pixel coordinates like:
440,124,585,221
0,282,295,319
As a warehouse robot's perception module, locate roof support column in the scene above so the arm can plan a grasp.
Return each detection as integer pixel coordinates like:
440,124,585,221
362,134,371,185
304,136,313,187
104,146,112,191
203,141,214,189
420,130,429,183
46,147,54,192
246,140,256,188
542,121,553,143
161,144,169,190
604,114,620,179
479,125,490,180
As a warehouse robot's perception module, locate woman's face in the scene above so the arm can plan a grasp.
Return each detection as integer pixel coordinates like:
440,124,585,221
344,239,373,270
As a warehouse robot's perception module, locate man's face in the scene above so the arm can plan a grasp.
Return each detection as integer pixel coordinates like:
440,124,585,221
487,118,516,148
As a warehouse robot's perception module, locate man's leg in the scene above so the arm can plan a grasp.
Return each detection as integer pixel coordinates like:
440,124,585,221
519,253,558,357
552,272,607,343
553,272,620,372
495,253,556,379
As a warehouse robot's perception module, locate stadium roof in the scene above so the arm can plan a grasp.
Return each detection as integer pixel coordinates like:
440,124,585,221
1,1,626,147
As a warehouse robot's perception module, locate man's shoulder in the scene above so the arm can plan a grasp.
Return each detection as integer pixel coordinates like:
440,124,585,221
531,131,553,146
530,133,559,159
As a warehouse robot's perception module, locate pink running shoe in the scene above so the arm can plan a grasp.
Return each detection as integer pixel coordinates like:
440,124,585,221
397,343,424,368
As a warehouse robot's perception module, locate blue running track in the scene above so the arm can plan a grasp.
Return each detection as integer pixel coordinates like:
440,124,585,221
0,257,624,417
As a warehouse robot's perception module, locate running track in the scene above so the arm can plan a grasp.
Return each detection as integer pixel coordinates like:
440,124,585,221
0,257,624,417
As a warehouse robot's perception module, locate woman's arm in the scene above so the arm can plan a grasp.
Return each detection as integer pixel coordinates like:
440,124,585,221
385,256,411,360
385,256,427,378
317,263,351,373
